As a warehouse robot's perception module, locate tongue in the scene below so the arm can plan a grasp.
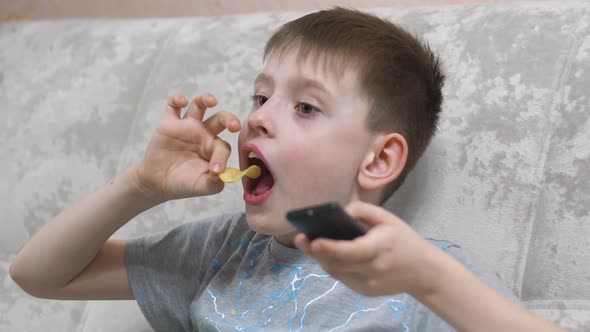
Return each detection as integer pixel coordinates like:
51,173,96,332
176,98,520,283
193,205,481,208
253,175,274,196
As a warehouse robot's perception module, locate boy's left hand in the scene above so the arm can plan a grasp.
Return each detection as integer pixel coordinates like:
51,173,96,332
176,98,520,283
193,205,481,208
294,201,441,298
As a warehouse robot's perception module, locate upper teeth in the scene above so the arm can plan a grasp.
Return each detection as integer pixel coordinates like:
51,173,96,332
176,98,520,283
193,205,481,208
248,151,260,159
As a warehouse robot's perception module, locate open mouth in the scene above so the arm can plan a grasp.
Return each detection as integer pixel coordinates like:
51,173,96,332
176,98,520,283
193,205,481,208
245,151,275,197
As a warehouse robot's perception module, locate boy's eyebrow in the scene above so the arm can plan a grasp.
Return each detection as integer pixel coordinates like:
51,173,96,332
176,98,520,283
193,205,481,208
254,73,272,87
254,73,332,97
289,77,331,97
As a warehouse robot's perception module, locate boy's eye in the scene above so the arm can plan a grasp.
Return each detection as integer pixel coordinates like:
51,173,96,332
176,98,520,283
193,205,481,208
251,95,268,107
296,102,320,115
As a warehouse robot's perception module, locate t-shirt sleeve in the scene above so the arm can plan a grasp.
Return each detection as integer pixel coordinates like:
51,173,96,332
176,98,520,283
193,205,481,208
124,212,242,332
443,243,519,302
410,240,519,332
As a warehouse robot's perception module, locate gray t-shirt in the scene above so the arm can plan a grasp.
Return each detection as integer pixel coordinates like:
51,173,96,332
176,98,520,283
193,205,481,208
125,212,516,332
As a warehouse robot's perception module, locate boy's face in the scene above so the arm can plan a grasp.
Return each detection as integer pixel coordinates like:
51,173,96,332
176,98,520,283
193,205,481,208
237,48,375,246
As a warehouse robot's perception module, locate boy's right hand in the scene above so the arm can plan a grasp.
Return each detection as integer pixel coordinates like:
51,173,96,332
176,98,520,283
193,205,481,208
294,201,441,298
132,93,241,202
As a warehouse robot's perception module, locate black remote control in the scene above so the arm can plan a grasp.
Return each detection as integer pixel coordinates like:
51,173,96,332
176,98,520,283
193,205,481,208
286,202,367,240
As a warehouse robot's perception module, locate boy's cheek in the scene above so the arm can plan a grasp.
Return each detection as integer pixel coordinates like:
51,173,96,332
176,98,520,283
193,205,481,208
281,150,350,203
283,146,328,182
284,144,305,163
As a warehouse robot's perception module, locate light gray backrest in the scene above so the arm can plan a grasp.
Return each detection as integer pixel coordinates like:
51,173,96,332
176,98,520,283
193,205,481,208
1,2,588,331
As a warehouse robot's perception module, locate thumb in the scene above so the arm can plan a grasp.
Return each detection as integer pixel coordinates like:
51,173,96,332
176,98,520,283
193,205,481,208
194,172,225,196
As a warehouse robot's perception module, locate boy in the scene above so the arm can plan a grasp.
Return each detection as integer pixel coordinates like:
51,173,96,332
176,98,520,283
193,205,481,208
10,7,564,332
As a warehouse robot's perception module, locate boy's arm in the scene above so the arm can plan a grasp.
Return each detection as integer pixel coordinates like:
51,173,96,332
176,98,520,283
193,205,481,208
10,93,240,300
10,166,153,300
416,250,563,332
295,201,566,332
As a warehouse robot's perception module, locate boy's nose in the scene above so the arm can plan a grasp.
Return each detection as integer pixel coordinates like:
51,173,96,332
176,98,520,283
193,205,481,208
247,102,275,137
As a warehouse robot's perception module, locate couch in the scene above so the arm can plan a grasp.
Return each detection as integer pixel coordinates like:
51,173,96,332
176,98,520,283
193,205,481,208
1,1,589,331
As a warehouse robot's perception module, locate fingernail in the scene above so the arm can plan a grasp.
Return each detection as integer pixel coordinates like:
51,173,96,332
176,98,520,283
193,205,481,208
212,163,222,172
294,235,304,248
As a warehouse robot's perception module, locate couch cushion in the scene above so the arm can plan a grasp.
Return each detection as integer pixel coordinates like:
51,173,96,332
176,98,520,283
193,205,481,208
1,2,588,331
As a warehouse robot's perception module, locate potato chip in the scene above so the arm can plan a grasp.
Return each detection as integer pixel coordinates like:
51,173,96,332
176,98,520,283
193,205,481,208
219,165,261,183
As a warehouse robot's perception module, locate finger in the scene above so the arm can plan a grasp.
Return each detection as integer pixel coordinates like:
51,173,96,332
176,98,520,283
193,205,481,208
185,93,217,121
296,234,374,274
345,201,399,227
295,234,352,270
308,236,378,264
208,138,232,174
294,233,312,252
312,253,371,274
203,111,242,136
167,93,189,119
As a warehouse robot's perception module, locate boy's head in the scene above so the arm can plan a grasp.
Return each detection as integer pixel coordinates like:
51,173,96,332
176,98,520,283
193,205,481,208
237,7,444,244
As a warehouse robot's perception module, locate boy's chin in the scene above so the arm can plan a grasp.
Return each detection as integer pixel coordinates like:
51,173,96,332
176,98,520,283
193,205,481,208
245,210,292,236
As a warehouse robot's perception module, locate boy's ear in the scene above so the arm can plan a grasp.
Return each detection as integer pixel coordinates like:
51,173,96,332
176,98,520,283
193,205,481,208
358,133,408,191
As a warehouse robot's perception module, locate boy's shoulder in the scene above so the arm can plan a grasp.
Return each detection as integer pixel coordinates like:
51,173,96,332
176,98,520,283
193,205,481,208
426,238,460,251
126,211,250,264
171,211,248,237
175,211,252,246
191,210,246,226
426,238,518,302
191,210,246,229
